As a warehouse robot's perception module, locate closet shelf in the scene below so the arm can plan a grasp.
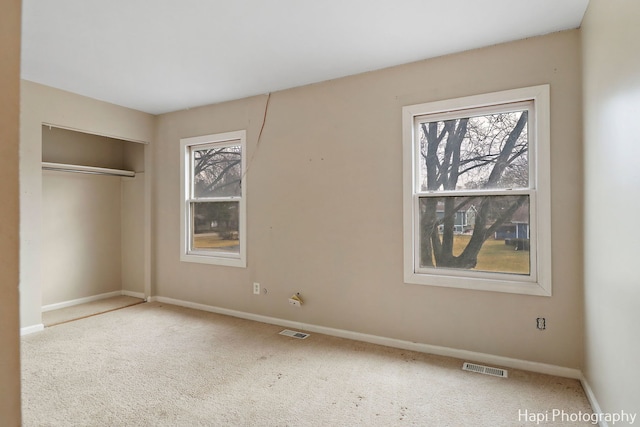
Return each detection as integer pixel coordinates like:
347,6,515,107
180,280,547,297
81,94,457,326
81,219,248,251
42,162,135,177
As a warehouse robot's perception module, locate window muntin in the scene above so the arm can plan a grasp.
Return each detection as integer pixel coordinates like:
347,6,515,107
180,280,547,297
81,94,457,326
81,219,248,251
180,131,246,267
403,86,551,295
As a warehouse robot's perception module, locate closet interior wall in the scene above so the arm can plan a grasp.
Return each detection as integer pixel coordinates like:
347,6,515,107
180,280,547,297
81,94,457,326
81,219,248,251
41,126,145,307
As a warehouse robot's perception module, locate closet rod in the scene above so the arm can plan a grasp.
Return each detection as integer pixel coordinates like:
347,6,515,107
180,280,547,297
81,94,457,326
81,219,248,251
42,162,135,177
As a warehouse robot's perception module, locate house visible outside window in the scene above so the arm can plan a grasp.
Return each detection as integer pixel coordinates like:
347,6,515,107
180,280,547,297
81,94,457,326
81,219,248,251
402,86,551,295
180,130,246,267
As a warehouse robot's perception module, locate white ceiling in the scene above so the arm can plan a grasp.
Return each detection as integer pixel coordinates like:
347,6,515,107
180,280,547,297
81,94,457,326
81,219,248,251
21,0,590,115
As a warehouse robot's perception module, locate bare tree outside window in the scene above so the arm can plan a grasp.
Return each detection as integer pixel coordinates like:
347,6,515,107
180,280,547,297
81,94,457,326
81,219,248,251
191,144,242,254
193,146,241,197
403,86,550,295
180,130,247,267
417,109,531,274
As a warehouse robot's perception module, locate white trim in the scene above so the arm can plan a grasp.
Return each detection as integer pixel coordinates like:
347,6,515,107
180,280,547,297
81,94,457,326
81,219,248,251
402,85,551,296
179,130,247,268
144,144,153,300
150,296,581,379
41,290,145,312
42,162,135,177
21,324,45,336
121,290,146,300
41,290,123,312
580,375,608,427
22,291,146,335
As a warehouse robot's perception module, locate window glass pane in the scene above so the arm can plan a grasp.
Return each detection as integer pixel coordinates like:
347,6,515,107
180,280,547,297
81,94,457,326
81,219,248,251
193,145,241,197
417,110,528,191
191,201,239,254
418,195,530,275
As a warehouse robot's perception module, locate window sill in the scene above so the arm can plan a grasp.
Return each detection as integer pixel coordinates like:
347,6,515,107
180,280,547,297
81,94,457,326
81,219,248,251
180,252,246,268
404,271,551,296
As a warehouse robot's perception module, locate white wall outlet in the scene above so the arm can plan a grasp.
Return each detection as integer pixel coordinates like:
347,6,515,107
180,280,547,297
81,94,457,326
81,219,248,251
288,298,301,307
253,282,260,295
288,293,303,307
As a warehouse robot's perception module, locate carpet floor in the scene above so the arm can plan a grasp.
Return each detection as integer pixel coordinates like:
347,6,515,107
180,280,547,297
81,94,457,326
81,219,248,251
42,296,144,327
22,302,593,426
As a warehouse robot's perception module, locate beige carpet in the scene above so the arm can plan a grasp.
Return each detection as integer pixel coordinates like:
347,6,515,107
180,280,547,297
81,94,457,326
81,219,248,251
42,296,144,327
22,302,592,426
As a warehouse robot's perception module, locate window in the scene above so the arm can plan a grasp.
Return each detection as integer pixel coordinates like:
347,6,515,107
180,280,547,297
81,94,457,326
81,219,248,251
402,86,551,295
180,130,246,267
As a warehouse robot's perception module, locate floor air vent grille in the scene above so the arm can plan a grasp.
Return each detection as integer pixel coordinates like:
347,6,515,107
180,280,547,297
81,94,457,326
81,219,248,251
279,329,310,339
462,362,508,378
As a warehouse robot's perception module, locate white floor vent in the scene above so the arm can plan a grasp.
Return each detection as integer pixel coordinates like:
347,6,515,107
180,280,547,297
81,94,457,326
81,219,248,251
462,362,508,378
279,329,310,339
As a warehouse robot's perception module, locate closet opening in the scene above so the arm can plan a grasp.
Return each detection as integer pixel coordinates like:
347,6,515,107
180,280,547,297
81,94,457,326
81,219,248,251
40,125,148,325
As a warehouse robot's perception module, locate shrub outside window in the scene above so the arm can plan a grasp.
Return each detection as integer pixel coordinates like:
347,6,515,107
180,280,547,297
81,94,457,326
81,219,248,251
402,86,551,295
180,130,246,267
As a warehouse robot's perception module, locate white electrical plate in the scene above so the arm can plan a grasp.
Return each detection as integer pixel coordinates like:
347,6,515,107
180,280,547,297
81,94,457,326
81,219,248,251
288,298,301,307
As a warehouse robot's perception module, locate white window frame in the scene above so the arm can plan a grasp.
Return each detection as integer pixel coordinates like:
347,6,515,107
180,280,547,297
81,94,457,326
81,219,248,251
402,85,551,296
180,130,247,268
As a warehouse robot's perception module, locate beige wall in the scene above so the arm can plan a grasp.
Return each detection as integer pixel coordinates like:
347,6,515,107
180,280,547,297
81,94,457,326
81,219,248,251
42,172,123,305
20,81,154,328
42,125,129,169
154,30,584,368
582,0,640,416
0,0,21,424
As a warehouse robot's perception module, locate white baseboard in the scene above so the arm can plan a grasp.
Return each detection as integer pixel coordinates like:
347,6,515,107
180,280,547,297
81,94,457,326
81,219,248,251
121,290,146,299
580,375,607,427
21,290,146,336
41,290,123,312
42,290,146,313
20,323,44,336
150,296,582,380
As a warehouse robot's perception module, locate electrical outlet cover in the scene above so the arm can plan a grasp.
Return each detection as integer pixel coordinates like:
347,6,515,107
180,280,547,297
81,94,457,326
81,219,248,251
288,298,301,307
